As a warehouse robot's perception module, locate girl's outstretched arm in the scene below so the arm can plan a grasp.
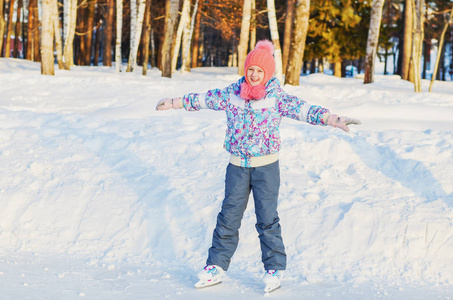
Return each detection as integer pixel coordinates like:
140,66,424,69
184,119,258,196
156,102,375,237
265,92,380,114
273,84,361,132
156,97,184,110
156,79,241,112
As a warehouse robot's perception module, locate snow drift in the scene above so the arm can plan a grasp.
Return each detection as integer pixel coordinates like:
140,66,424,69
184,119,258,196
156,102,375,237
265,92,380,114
1,58,453,298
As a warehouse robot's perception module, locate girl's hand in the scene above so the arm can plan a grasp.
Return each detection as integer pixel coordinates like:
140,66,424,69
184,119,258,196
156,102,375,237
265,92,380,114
327,114,361,132
156,98,183,110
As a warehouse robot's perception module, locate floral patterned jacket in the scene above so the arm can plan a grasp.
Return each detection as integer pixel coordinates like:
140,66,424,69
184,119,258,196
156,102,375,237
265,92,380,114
182,77,329,167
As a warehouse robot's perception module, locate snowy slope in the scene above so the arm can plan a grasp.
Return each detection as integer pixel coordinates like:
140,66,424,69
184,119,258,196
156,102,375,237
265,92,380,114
1,58,453,299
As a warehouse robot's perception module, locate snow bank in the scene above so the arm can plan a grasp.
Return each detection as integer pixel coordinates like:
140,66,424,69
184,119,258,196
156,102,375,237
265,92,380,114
1,59,453,294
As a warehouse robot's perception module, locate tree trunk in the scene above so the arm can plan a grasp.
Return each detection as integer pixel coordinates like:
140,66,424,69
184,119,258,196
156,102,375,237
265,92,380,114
103,0,115,67
411,0,424,92
26,0,35,60
115,0,123,71
334,60,342,77
191,0,202,68
285,0,310,86
93,12,102,66
309,57,316,73
41,0,56,75
63,0,77,69
77,3,87,66
13,0,22,58
63,0,69,63
171,0,190,73
161,0,179,78
180,15,192,72
142,0,152,75
4,0,16,57
127,0,147,72
24,0,40,61
130,0,137,67
282,0,295,75
64,0,69,41
364,0,385,84
429,8,452,92
0,0,5,57
319,57,324,73
401,0,412,80
63,0,74,65
85,0,96,65
249,0,256,51
384,0,390,75
150,27,155,67
32,0,40,61
422,39,429,79
238,0,252,77
181,0,198,72
440,46,446,81
267,0,283,82
53,0,64,69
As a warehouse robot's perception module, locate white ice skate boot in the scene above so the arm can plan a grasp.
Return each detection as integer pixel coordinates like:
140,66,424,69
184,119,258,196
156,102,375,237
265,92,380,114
263,269,284,294
194,265,224,289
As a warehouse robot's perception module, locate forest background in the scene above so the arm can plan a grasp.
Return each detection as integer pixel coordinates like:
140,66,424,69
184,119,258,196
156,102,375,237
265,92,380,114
0,0,452,88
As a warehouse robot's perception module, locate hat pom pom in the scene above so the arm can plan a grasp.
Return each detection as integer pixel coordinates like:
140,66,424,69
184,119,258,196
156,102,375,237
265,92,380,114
255,40,274,55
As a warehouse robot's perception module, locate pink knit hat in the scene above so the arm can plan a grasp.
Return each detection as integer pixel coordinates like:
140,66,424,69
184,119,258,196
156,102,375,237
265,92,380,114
244,40,275,86
240,40,275,100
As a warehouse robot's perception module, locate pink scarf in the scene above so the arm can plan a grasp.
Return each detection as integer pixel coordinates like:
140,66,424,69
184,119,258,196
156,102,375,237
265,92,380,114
240,82,266,100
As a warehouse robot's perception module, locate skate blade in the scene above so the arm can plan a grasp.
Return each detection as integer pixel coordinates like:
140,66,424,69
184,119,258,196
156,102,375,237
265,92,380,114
194,279,222,289
264,284,281,294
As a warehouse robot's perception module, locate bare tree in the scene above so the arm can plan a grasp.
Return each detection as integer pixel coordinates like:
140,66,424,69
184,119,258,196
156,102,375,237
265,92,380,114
429,7,452,92
116,0,123,72
84,0,96,65
238,0,252,77
103,0,115,67
161,0,179,78
63,0,77,69
63,0,69,41
41,0,56,75
401,0,412,81
26,0,35,60
13,0,23,58
411,0,425,92
364,0,385,84
267,0,283,82
171,0,189,73
53,0,64,69
142,0,153,75
191,0,203,68
128,0,138,69
249,0,256,50
32,0,40,61
0,0,5,56
4,0,16,57
285,0,310,86
282,0,295,74
181,0,199,72
150,25,156,68
127,0,147,72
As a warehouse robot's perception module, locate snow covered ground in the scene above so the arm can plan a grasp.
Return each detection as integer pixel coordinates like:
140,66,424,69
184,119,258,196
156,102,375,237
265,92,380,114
1,58,453,299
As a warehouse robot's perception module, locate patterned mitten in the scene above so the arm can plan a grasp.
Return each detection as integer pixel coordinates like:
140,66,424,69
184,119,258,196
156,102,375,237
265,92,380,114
156,97,183,110
327,114,361,132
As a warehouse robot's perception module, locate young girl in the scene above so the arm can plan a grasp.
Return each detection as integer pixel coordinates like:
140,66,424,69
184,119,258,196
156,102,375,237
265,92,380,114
156,40,360,293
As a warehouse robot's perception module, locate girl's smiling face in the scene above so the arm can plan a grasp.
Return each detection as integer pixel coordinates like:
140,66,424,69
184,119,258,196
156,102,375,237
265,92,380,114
246,65,265,86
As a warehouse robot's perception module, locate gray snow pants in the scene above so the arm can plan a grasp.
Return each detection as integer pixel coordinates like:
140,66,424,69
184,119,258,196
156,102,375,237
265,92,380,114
207,161,286,271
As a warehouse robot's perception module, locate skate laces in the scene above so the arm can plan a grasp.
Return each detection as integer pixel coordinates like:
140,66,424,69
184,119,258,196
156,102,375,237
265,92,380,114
266,270,283,279
204,265,220,276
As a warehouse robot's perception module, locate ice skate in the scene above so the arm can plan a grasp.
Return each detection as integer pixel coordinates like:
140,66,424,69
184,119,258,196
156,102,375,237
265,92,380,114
194,265,224,289
263,270,284,294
